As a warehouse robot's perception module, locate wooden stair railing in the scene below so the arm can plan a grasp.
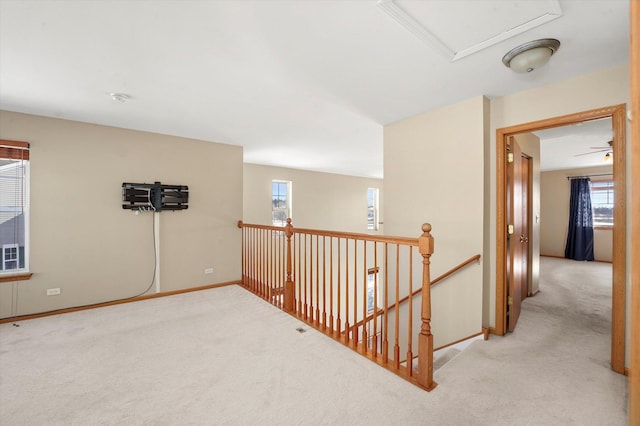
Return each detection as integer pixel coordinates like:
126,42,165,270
348,254,481,333
238,219,437,391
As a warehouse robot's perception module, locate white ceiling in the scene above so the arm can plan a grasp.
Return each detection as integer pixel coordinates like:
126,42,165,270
535,118,614,171
0,0,630,178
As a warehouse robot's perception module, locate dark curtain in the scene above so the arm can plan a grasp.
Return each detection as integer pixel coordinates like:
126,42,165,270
564,178,595,261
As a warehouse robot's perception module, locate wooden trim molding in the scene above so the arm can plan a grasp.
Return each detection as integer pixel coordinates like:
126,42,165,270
405,330,484,360
0,280,240,324
628,0,640,422
0,273,33,283
496,104,626,374
433,331,484,352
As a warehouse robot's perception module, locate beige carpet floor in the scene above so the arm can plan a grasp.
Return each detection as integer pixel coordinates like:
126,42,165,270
0,257,627,425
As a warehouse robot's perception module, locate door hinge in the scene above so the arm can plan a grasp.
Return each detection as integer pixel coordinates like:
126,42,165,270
508,224,514,235
508,296,514,306
507,152,514,163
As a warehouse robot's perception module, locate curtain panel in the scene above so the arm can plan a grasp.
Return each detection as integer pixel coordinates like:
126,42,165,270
564,178,595,261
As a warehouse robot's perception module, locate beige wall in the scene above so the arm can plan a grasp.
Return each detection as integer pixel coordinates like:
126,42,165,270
0,111,243,318
541,166,614,262
489,63,630,362
383,95,487,347
243,163,383,233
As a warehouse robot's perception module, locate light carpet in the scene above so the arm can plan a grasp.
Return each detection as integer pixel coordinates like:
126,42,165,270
0,257,627,425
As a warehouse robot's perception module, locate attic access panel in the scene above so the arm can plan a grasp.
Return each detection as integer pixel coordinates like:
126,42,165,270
378,0,562,61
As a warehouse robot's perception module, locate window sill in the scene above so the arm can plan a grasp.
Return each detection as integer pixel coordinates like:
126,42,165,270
0,272,33,283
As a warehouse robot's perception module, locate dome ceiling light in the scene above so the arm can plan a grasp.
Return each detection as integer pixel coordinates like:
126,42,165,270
502,38,561,73
109,93,131,103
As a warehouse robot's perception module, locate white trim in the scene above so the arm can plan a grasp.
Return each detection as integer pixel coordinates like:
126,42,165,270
2,243,19,270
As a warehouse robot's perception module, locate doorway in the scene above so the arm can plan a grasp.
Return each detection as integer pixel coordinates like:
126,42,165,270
495,104,627,374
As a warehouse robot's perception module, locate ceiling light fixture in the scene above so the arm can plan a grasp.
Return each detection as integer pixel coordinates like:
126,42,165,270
502,38,560,73
110,93,131,103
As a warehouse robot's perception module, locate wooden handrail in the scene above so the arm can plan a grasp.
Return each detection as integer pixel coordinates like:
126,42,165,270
347,254,481,332
400,254,481,304
238,220,419,246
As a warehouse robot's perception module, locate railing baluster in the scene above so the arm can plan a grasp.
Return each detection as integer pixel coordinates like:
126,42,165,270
304,233,308,319
248,226,251,287
259,228,264,295
278,230,282,308
352,240,358,348
268,229,272,299
255,228,259,292
249,227,253,290
394,243,400,369
345,238,350,345
336,238,341,338
373,242,378,357
383,242,389,363
316,235,320,326
322,236,327,330
259,228,262,294
297,233,302,314
329,236,334,334
263,228,268,298
362,242,368,353
406,246,413,376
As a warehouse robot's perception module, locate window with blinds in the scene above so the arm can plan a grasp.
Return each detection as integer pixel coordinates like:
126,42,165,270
0,140,29,272
590,179,614,228
272,180,291,227
367,188,379,231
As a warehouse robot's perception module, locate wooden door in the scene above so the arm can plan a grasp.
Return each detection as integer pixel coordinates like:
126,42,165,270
521,155,531,300
507,138,526,332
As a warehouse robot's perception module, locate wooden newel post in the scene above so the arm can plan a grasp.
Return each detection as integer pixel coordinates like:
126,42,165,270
417,223,437,391
284,218,295,313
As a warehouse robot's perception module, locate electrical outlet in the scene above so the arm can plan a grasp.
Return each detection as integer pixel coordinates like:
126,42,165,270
46,288,61,296
204,268,214,274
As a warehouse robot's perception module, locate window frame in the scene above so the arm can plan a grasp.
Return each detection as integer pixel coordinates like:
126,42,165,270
2,243,19,270
0,140,30,277
590,178,614,229
271,180,292,227
367,188,379,231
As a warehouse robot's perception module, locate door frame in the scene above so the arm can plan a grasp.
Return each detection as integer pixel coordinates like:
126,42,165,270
495,104,627,374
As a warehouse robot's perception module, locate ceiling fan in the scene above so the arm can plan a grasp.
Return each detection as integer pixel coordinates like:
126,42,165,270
573,140,613,157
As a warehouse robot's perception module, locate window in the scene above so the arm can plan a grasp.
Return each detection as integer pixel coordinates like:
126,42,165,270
367,188,379,231
0,140,29,272
366,267,379,314
590,180,613,227
272,180,291,227
3,244,19,270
